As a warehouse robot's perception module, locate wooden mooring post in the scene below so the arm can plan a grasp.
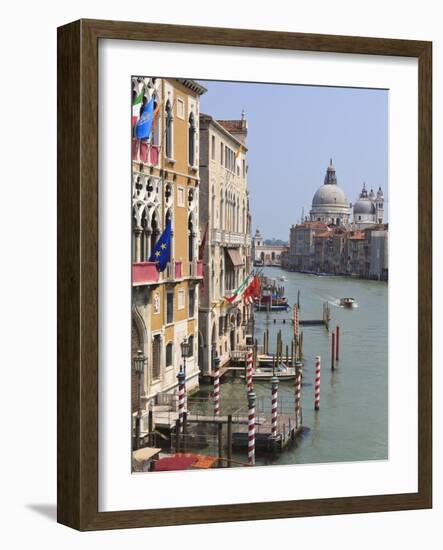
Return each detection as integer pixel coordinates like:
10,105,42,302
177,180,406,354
331,332,336,370
227,414,233,467
336,325,340,361
175,418,181,453
217,422,223,467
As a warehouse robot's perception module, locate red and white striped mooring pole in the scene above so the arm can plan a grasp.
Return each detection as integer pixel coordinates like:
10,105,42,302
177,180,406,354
213,354,221,416
271,375,279,438
294,304,299,339
247,389,256,465
295,368,302,428
246,347,254,391
177,368,186,427
314,356,321,411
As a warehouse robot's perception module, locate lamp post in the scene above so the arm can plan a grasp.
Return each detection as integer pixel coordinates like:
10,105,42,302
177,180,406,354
133,349,147,450
180,336,191,379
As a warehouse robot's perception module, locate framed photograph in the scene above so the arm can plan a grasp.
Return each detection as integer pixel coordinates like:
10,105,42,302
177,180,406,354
57,19,432,530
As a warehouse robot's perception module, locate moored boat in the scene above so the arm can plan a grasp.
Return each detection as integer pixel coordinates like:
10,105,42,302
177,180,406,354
340,297,357,308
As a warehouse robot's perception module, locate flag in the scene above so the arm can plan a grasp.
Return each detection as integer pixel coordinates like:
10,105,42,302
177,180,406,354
198,223,209,260
149,220,172,272
132,88,144,127
243,275,260,305
135,97,155,140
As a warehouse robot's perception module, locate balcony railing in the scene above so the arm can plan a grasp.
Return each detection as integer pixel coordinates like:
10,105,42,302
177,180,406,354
175,260,183,280
132,140,160,166
186,259,205,279
211,229,250,247
132,262,159,285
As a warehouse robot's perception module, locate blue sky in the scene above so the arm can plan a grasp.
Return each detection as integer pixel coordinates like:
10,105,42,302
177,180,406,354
199,80,388,241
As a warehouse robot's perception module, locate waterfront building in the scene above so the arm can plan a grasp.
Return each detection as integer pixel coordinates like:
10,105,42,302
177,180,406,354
284,158,388,280
131,77,207,424
310,159,351,226
198,112,252,376
252,228,288,266
287,221,329,271
353,183,385,228
313,227,347,274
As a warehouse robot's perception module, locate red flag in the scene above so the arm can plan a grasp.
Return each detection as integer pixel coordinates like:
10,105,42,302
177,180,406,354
199,223,209,260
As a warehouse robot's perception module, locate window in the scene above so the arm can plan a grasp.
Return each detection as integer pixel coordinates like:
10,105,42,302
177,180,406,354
188,215,194,262
177,289,185,310
188,287,195,317
188,112,196,166
166,342,173,367
152,334,161,380
225,145,228,168
242,159,246,177
177,187,185,207
166,291,174,324
176,97,185,119
165,100,173,159
220,142,224,165
211,135,215,160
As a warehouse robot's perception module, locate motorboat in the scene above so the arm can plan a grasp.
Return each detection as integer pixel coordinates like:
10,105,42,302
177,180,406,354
340,297,356,308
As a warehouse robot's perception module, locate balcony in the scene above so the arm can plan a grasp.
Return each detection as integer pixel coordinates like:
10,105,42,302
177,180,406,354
132,262,159,286
174,260,183,280
132,140,160,166
187,259,204,279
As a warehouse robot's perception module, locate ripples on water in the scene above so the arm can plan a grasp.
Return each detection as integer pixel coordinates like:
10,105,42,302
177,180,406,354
199,267,388,467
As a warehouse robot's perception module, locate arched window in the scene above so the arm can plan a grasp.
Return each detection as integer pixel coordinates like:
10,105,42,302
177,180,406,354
150,210,159,256
141,208,149,261
152,334,161,380
188,112,196,166
220,190,224,230
165,100,173,159
219,259,224,296
188,214,194,262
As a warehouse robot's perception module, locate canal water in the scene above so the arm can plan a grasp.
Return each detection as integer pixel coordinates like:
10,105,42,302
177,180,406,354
197,266,388,466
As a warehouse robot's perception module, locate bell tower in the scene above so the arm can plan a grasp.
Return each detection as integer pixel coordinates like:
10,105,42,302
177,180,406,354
375,187,384,224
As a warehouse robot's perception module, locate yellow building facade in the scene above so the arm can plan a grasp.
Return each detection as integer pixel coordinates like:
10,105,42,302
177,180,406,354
131,78,206,424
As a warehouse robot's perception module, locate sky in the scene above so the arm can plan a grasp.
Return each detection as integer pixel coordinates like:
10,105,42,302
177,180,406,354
199,80,388,241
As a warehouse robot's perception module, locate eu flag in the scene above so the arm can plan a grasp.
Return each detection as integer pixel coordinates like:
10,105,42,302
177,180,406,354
135,97,155,140
149,220,172,271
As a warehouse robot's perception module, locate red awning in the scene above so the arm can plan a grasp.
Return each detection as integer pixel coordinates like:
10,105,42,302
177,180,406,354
153,454,198,471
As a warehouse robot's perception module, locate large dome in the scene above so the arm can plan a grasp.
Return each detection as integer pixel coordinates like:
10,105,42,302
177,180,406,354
312,184,348,208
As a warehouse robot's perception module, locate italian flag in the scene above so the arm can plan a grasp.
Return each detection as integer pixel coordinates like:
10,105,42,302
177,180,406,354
132,89,144,128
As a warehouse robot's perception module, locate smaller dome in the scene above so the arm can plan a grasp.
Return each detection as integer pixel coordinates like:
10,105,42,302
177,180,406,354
354,199,376,215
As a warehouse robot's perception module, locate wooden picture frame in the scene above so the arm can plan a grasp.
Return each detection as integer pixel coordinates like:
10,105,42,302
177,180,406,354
57,19,432,530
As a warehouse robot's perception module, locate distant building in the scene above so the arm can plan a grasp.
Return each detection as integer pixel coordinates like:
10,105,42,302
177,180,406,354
353,183,385,228
284,158,388,280
252,228,287,266
198,112,252,376
310,159,351,226
288,221,329,271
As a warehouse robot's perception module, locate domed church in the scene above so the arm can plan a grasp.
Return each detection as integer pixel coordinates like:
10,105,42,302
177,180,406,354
353,183,384,228
310,159,350,226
